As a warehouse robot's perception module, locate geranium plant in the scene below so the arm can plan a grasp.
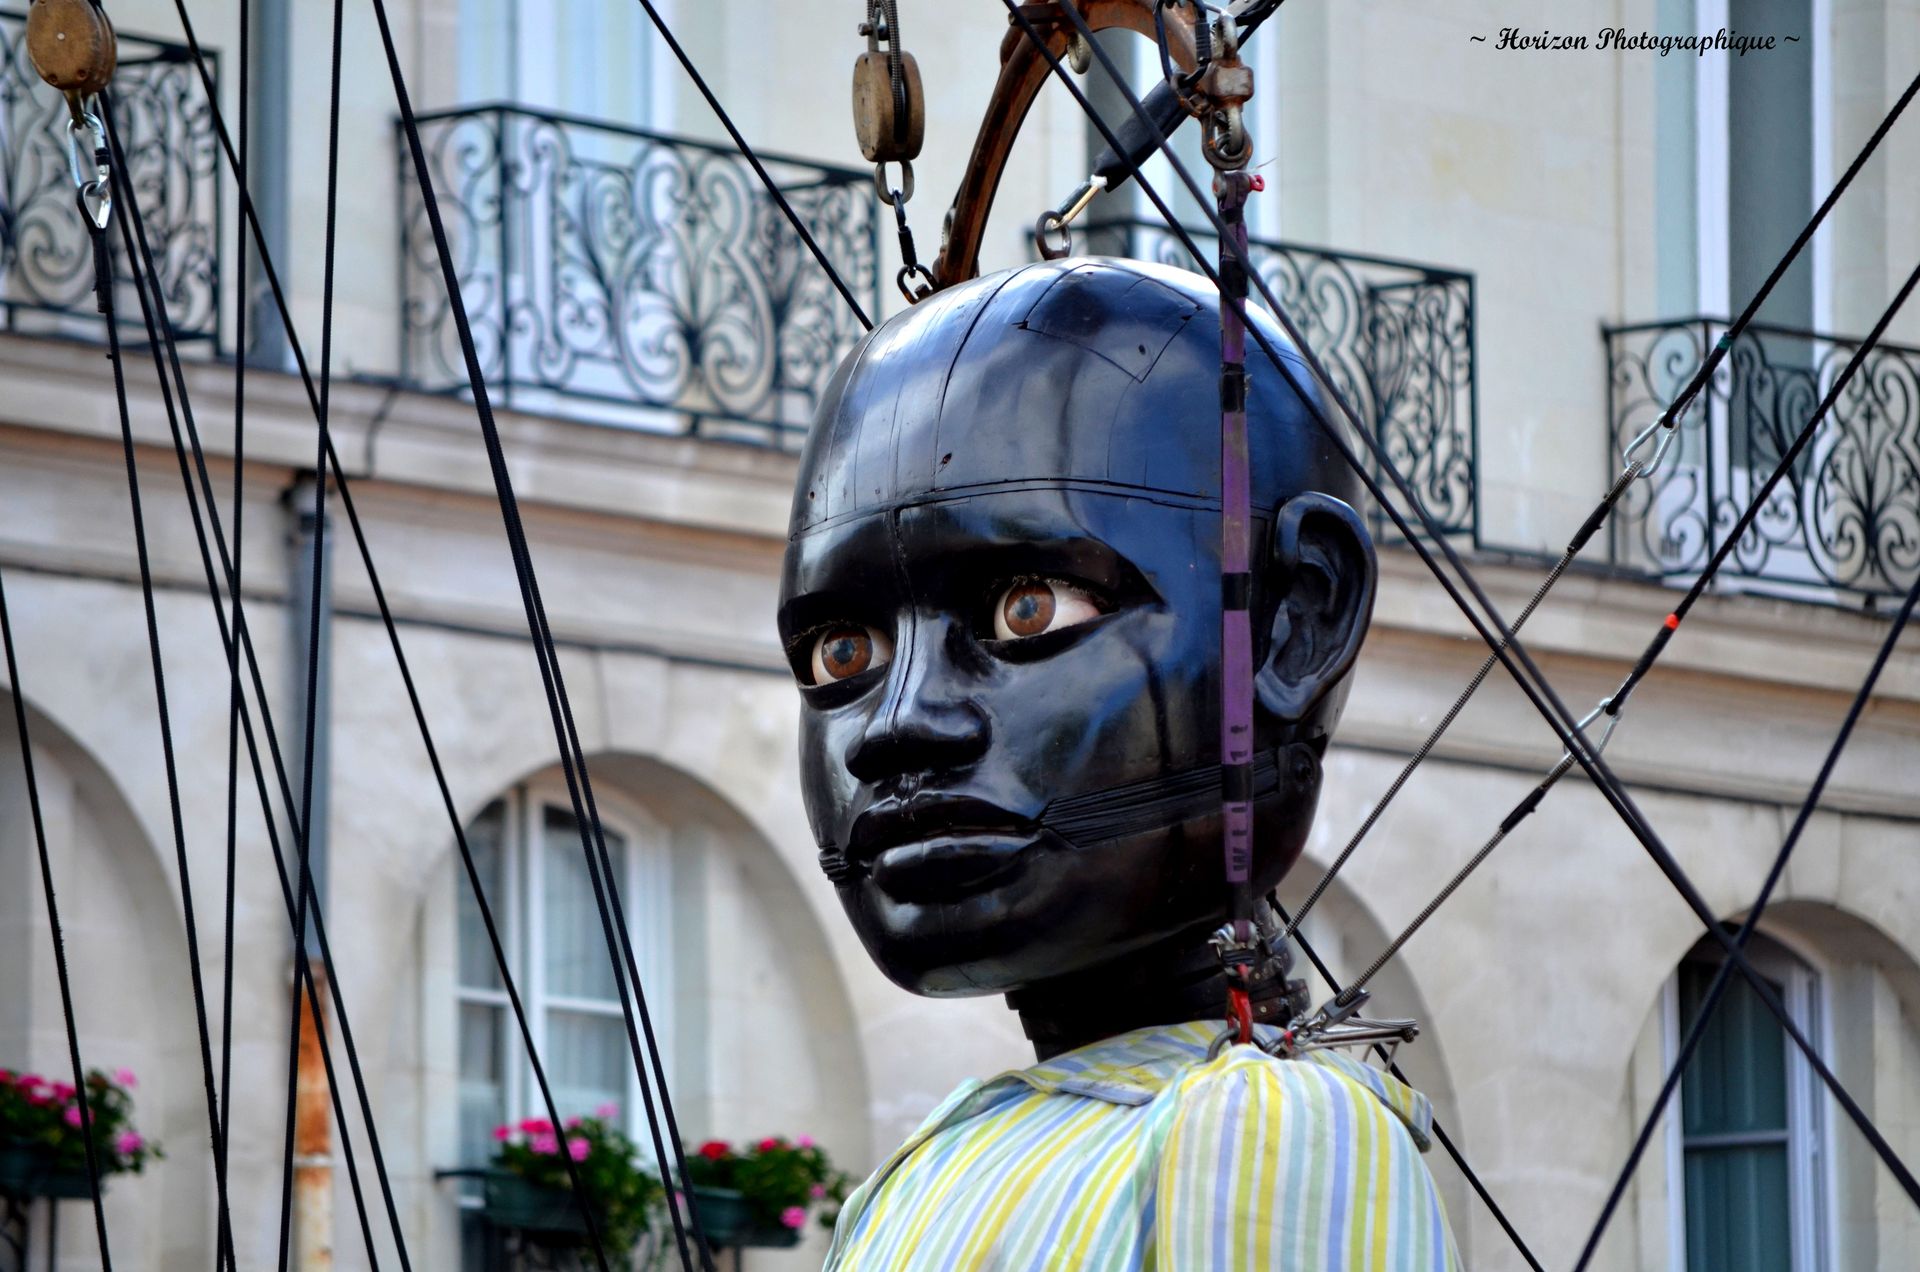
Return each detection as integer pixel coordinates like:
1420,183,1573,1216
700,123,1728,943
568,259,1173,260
685,1135,855,1234
492,1107,662,1252
0,1066,162,1177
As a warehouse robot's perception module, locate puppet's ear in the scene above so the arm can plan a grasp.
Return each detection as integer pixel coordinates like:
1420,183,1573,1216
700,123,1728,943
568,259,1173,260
1254,494,1376,726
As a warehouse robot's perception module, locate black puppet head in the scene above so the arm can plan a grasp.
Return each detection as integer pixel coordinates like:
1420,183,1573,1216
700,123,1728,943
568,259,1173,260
777,258,1376,998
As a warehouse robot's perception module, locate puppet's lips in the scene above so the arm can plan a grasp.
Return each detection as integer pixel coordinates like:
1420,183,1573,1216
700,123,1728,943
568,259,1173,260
867,832,1032,901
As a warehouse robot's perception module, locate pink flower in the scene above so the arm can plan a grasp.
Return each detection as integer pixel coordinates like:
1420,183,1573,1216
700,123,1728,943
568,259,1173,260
491,1124,513,1142
113,1069,137,1089
529,1133,559,1156
757,1137,783,1152
567,1136,590,1162
594,1102,619,1120
64,1105,83,1128
49,1082,75,1102
18,1073,43,1090
796,1135,815,1149
114,1131,142,1156
779,1206,807,1230
518,1118,553,1136
565,1116,582,1130
809,1183,827,1199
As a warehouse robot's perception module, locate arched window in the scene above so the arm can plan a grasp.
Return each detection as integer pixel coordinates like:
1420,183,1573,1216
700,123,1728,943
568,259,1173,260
453,784,674,1174
1667,931,1829,1271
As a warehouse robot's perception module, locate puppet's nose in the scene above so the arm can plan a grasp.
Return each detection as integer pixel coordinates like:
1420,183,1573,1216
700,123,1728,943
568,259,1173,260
845,619,989,784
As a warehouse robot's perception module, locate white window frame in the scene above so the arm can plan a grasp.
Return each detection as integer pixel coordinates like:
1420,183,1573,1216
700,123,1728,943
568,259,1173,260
1662,933,1833,1272
459,0,677,130
1693,0,1831,327
454,781,675,1157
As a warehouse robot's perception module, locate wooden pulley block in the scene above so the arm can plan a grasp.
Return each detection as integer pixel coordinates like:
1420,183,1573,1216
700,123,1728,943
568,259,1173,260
852,47,924,163
26,0,117,97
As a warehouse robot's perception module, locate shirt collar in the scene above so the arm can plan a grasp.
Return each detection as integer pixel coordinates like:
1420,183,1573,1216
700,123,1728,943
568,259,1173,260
1004,1019,1436,1150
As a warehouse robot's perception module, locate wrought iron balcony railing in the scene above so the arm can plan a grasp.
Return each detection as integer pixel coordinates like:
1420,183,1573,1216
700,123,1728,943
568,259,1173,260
0,11,219,344
1605,318,1920,608
400,105,879,448
1102,218,1479,542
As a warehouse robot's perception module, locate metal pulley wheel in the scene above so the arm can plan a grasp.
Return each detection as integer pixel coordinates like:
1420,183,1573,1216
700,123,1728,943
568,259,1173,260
25,0,116,97
852,0,924,164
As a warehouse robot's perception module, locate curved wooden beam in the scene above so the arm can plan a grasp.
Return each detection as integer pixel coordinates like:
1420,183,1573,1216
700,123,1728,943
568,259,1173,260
930,0,1198,291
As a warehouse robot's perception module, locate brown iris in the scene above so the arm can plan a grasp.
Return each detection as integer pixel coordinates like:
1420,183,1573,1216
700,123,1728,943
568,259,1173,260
1001,581,1057,638
817,626,873,679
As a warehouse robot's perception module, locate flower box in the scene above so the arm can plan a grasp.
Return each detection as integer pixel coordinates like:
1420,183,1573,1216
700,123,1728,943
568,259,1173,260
483,1171,594,1236
690,1186,803,1250
0,1144,99,1200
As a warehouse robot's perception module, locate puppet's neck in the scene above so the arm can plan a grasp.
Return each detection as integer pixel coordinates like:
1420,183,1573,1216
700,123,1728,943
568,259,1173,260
1007,929,1230,1061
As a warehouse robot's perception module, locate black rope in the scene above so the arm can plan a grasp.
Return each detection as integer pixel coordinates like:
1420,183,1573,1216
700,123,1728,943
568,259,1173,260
1325,256,1920,1011
1014,0,1920,1214
101,99,397,1269
0,569,115,1267
86,186,239,1267
631,0,873,332
214,0,249,1267
367,0,708,1261
1275,904,1545,1272
276,0,397,1257
1572,565,1920,1270
145,6,625,1262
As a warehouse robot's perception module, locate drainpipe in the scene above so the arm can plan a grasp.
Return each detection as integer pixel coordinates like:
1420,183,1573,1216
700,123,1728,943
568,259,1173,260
248,0,291,367
286,472,334,1272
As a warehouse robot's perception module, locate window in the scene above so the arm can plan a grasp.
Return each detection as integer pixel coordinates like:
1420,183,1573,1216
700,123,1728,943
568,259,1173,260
1655,0,1828,329
457,0,665,125
454,786,674,1173
1666,932,1829,1272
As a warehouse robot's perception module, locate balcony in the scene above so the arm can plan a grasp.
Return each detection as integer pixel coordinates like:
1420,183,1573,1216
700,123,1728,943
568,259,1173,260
1605,318,1920,609
399,105,879,449
1099,217,1480,543
0,11,219,346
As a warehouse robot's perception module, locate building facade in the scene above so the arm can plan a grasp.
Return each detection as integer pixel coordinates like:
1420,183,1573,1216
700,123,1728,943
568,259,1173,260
2,0,1917,1268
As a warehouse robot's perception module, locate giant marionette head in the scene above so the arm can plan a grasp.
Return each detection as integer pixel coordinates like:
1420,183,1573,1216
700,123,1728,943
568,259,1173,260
778,258,1376,1001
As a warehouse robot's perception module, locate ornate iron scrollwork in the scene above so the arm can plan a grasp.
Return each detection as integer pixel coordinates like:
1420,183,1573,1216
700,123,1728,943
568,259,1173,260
401,106,879,448
1111,217,1478,541
0,11,219,343
1606,318,1920,605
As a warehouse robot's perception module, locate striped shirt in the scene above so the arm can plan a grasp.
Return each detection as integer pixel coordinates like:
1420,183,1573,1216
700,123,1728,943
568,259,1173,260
824,1020,1460,1270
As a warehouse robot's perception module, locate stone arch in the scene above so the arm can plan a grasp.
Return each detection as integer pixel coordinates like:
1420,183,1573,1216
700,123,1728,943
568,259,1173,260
0,690,203,1269
1617,898,1920,1271
412,750,869,1269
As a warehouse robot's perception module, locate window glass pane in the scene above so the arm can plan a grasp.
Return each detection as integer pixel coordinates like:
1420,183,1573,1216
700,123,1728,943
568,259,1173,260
1680,960,1788,1137
1685,1143,1792,1272
457,799,508,991
542,806,627,1002
1726,0,1813,333
457,1001,507,1168
547,1008,627,1124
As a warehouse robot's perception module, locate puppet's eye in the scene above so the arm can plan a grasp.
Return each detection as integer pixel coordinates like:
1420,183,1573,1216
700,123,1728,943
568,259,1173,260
992,579,1105,641
806,624,892,685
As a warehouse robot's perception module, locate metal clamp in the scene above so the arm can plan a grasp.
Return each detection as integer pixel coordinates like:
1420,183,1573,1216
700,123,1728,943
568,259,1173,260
65,105,111,230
